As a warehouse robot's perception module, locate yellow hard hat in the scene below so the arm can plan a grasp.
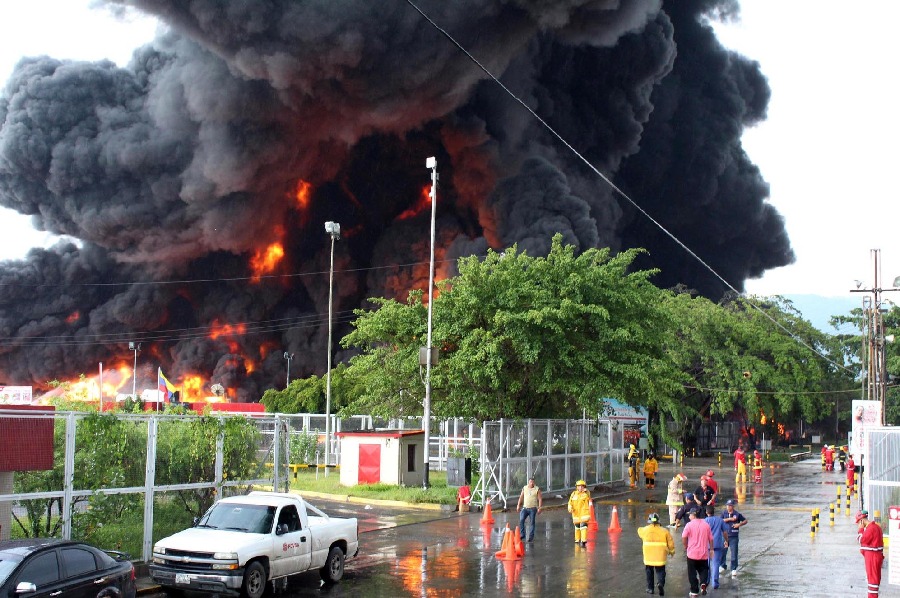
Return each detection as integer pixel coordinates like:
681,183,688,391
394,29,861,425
576,479,587,487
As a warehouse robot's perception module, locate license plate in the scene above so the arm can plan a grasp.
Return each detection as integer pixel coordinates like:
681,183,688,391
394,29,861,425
175,573,191,585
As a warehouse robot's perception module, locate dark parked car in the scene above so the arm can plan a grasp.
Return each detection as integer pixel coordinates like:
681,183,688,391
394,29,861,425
0,538,136,598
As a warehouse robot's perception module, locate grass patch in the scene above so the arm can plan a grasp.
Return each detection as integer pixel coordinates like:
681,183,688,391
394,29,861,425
290,469,468,505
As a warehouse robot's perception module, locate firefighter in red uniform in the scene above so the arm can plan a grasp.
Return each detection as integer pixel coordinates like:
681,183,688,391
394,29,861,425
752,450,763,483
846,455,856,493
705,470,719,496
734,447,747,483
856,510,884,597
824,445,835,471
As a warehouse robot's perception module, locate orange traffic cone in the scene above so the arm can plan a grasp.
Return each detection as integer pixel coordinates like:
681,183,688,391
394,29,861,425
587,500,599,531
480,501,495,525
607,505,622,532
495,524,512,559
512,526,525,558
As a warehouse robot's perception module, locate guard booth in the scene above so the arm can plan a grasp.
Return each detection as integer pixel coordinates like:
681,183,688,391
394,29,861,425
0,405,55,540
335,430,425,487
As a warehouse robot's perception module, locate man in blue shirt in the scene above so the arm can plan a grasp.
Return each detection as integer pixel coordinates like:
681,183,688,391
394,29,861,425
721,499,748,577
705,505,729,588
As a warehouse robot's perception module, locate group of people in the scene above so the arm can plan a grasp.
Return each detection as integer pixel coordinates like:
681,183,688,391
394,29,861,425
732,446,765,483
639,489,748,596
518,448,879,597
821,444,849,472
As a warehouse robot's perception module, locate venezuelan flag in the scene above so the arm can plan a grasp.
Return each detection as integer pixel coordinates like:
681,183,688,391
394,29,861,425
157,367,176,402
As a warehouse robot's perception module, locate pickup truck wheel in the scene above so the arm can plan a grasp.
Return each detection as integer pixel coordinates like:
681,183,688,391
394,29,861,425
241,561,267,598
320,546,344,583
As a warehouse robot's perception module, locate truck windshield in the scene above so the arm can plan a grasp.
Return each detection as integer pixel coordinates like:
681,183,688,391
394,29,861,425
199,503,276,534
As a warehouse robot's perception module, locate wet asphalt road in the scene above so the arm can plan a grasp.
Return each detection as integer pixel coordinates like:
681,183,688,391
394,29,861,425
144,458,895,597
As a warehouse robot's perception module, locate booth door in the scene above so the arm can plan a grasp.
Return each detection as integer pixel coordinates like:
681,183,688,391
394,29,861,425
358,443,381,484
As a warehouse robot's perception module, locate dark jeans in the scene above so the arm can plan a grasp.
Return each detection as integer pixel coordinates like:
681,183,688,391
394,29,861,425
725,535,740,571
687,557,710,594
645,565,666,590
519,507,537,541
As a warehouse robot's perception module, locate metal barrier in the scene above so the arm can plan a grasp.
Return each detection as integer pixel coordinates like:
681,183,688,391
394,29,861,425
862,427,900,520
471,418,625,509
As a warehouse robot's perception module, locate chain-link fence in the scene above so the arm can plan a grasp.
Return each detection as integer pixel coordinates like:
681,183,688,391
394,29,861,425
471,418,624,509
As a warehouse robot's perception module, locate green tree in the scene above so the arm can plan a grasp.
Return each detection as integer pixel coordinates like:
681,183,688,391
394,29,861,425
340,235,682,420
663,292,853,448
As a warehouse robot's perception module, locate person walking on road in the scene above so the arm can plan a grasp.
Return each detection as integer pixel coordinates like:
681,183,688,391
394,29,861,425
567,479,592,547
856,510,884,598
638,512,675,595
627,444,641,488
704,505,728,589
666,473,687,527
694,477,716,507
682,508,713,597
734,446,747,483
847,455,856,493
516,476,543,542
673,493,700,530
722,499,748,577
704,470,719,496
752,449,764,483
643,453,659,489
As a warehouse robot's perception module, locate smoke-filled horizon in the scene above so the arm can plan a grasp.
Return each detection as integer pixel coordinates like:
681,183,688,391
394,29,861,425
0,0,793,400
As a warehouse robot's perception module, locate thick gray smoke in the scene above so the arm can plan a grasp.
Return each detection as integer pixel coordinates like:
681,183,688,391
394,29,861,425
0,0,793,399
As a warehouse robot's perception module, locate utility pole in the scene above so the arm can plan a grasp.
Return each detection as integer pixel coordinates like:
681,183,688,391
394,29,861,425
850,249,899,426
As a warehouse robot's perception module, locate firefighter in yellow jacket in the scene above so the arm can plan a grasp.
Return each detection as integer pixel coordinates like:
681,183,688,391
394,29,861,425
568,479,592,547
638,512,675,595
627,444,641,488
644,453,659,489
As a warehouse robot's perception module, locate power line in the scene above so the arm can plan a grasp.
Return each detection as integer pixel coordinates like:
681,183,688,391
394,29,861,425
404,0,854,377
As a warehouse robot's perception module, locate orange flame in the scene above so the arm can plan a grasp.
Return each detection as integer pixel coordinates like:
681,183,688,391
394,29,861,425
760,413,767,425
209,319,246,353
250,242,285,282
294,179,312,210
65,311,80,324
181,375,205,402
396,186,432,220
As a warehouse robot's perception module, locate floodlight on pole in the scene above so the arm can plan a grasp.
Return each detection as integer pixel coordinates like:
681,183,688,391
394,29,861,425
324,221,341,472
128,342,141,401
422,156,438,488
283,352,294,388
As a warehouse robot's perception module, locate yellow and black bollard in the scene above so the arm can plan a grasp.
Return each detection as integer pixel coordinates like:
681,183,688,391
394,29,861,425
810,509,816,537
718,452,722,468
815,508,820,532
845,486,851,516
836,485,842,502
829,503,835,527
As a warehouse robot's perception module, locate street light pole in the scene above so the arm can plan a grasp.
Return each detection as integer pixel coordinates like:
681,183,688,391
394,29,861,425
129,342,141,401
324,221,341,472
423,156,438,488
283,352,294,388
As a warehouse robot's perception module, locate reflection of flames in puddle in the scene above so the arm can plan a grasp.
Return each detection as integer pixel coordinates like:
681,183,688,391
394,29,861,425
393,547,466,598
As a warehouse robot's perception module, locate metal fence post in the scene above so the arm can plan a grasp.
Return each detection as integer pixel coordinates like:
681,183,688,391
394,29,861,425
61,413,76,539
142,416,158,562
215,419,225,499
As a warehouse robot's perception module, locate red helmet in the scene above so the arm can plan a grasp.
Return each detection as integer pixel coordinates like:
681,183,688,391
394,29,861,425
706,470,714,477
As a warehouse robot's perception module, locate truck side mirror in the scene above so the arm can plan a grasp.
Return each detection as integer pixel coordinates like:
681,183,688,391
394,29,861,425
192,517,199,527
276,523,289,535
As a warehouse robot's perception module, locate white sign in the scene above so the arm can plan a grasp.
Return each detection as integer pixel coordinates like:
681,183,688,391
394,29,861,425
889,505,900,586
0,386,33,404
850,400,882,461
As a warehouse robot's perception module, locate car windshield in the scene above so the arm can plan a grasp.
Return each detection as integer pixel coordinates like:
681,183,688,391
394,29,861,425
199,503,275,534
0,560,19,586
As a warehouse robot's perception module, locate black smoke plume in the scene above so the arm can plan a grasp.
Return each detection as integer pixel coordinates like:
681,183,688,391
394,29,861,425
0,0,793,400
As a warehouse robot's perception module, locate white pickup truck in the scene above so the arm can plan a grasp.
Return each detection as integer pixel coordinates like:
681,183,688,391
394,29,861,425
149,491,359,597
